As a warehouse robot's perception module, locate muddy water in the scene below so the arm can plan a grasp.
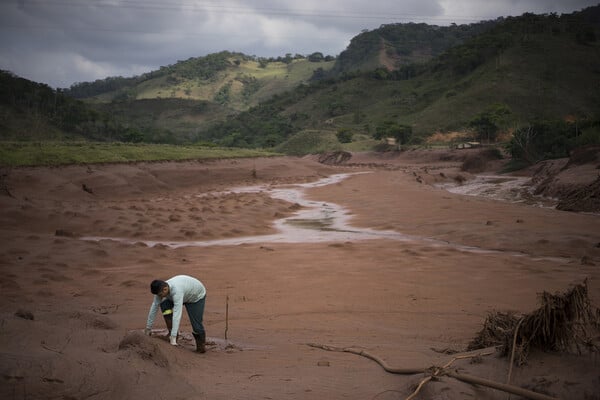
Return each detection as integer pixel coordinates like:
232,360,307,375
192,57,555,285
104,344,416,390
435,174,557,208
81,173,568,262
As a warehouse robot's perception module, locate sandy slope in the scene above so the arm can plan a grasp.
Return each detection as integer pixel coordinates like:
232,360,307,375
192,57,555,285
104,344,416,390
1,151,599,400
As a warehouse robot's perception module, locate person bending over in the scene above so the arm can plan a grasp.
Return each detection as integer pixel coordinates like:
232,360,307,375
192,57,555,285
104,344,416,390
144,275,207,353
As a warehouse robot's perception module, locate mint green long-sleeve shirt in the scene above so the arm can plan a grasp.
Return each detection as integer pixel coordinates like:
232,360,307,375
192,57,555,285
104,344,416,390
145,275,206,338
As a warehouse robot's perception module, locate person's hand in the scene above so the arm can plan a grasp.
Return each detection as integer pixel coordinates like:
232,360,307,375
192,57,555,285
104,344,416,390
169,336,178,346
144,328,152,336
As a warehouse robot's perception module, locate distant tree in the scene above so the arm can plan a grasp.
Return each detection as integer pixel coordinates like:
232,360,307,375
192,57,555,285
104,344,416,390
308,52,324,62
123,127,145,143
469,113,498,143
507,120,579,165
336,128,353,143
327,101,347,117
262,133,283,147
372,68,390,80
469,104,511,143
507,125,538,164
374,121,412,145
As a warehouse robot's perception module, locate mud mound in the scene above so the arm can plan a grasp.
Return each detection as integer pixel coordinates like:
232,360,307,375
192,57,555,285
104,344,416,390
460,148,504,173
318,151,352,165
565,145,600,167
556,176,600,212
118,331,169,367
530,146,600,212
69,311,117,330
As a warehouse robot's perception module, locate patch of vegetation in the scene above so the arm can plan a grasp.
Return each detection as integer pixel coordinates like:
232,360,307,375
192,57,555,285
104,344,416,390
0,70,120,141
213,82,232,105
336,128,353,143
91,98,230,144
506,118,600,165
274,130,341,156
0,141,279,167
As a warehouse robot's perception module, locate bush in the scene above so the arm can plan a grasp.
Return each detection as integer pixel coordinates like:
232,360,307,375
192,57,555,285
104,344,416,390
507,120,579,165
336,128,353,143
575,126,600,147
275,130,339,156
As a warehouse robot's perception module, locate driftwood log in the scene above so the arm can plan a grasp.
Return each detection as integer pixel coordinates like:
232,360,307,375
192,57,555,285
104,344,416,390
306,343,559,400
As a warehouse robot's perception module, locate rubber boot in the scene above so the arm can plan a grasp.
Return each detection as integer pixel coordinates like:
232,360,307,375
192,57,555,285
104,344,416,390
193,332,206,353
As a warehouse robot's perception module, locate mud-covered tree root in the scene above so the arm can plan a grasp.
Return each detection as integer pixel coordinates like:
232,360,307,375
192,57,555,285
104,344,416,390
306,343,558,400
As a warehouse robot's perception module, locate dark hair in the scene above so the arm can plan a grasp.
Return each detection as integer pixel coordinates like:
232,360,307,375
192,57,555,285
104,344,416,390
150,280,167,295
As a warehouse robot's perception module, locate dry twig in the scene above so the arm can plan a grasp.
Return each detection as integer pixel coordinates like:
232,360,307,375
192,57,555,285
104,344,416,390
307,343,558,400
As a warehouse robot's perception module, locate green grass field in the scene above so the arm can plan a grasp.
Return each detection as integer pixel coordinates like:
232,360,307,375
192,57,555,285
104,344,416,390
0,142,280,167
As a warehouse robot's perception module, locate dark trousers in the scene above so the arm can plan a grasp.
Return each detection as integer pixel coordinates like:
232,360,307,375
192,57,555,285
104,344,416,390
160,296,206,336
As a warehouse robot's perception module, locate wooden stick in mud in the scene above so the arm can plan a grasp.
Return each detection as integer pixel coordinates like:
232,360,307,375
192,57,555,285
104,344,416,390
306,343,559,400
307,342,426,374
407,350,495,400
444,369,559,400
225,295,229,341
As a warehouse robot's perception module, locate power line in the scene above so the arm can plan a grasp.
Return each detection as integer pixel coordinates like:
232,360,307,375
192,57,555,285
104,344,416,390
0,0,498,38
6,0,492,23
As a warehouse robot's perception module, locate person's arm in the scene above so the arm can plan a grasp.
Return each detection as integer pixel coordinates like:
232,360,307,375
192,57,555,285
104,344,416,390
144,296,160,334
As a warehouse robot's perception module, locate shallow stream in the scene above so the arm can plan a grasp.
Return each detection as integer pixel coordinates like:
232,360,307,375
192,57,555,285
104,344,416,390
81,172,568,262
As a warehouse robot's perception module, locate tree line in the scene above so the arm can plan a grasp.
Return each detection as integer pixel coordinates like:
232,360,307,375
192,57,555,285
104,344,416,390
0,70,166,142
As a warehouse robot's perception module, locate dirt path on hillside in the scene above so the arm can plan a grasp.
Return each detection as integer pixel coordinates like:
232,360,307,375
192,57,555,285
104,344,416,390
1,152,599,400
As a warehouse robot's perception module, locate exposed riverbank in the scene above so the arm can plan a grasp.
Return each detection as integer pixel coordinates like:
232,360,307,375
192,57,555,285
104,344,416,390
1,150,598,400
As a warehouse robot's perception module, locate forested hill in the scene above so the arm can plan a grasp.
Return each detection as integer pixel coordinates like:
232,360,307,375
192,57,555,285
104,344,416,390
329,19,499,76
0,70,115,140
330,6,600,76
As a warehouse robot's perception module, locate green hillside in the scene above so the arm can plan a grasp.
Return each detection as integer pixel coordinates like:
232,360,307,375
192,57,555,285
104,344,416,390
60,52,335,143
68,51,335,110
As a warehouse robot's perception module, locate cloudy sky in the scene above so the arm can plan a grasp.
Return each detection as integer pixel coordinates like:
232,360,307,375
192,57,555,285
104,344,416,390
0,0,596,88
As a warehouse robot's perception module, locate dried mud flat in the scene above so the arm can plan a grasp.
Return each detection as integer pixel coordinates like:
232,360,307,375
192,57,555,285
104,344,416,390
1,150,599,400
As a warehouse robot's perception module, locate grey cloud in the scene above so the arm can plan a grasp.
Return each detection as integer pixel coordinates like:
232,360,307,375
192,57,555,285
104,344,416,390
0,0,597,88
